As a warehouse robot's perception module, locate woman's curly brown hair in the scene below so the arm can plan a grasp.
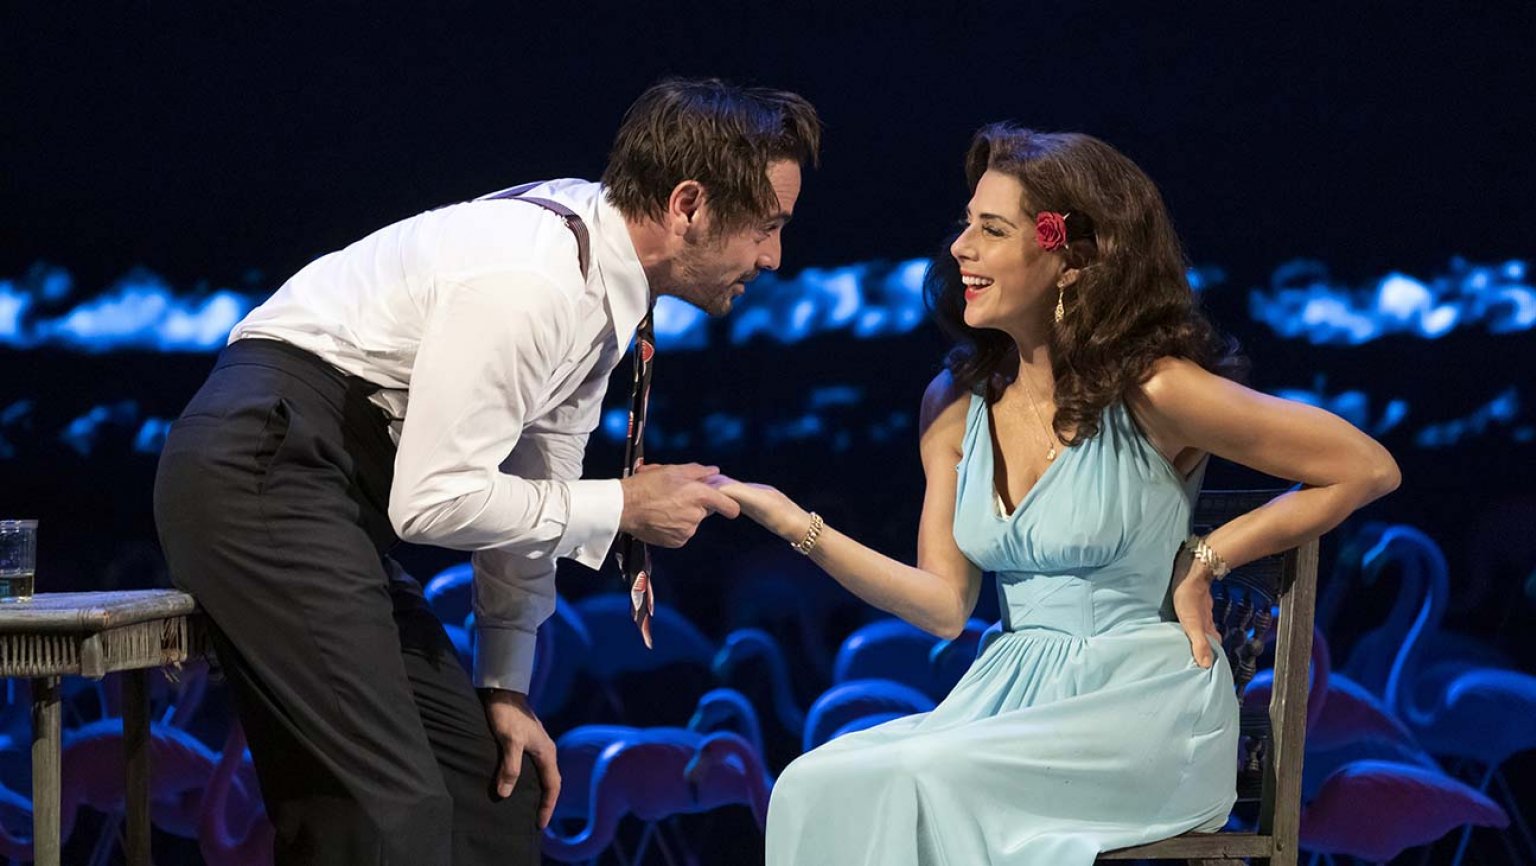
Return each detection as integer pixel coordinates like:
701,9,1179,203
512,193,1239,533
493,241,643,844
925,123,1247,444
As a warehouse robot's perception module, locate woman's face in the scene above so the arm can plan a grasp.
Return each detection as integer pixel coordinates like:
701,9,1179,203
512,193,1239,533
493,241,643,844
950,170,1063,334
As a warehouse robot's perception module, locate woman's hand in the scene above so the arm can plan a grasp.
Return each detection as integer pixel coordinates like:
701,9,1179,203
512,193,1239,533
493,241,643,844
706,474,811,541
1169,547,1220,669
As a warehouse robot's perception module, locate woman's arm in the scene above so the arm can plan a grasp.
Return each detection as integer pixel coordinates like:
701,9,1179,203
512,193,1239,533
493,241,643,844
1130,357,1401,570
1131,357,1402,666
718,372,984,639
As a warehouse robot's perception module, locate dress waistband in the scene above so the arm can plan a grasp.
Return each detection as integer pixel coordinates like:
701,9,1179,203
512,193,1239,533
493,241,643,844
997,573,1096,637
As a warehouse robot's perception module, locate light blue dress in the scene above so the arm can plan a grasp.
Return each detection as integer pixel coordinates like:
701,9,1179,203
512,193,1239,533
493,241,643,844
765,394,1240,865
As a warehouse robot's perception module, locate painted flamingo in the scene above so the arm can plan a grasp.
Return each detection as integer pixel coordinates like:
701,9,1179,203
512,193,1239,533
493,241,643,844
1342,524,1510,698
713,627,807,738
429,574,592,718
1239,621,1509,861
688,687,767,759
0,656,223,861
0,779,31,854
1243,628,1439,799
575,594,716,678
0,718,242,860
720,553,844,683
551,725,644,826
542,727,770,863
422,564,602,716
419,561,479,674
197,721,274,866
1403,661,1536,863
1299,759,1507,863
801,679,934,753
552,689,774,825
423,561,474,628
832,618,941,696
712,622,981,755
95,661,213,732
571,594,717,724
927,618,992,698
1357,525,1536,863
530,595,593,717
828,711,908,741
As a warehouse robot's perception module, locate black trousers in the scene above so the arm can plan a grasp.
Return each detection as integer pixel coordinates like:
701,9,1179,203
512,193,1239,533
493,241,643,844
153,339,541,865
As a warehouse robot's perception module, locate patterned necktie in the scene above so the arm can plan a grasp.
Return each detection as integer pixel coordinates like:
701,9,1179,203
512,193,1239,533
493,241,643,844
616,310,656,647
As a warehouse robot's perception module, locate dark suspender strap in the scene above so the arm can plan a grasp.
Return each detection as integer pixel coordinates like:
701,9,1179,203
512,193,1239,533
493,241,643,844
482,184,592,280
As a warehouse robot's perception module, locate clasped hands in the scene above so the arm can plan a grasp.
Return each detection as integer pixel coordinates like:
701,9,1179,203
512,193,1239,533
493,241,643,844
616,463,807,546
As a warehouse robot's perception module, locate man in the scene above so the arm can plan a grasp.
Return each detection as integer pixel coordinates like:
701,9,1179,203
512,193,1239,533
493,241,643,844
153,78,821,865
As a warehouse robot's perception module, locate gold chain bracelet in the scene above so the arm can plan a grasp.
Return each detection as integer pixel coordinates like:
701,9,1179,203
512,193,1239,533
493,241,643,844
792,512,825,555
1183,534,1231,580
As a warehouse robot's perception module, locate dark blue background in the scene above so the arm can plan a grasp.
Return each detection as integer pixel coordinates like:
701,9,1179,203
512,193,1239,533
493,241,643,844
3,4,1534,864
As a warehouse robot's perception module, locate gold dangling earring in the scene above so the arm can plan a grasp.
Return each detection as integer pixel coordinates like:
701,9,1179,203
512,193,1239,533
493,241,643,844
1054,285,1065,324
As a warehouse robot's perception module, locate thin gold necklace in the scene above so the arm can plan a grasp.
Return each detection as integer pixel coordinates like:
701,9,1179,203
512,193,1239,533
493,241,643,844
1015,370,1058,461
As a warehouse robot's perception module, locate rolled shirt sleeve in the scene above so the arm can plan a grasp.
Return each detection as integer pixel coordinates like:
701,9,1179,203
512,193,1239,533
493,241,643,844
471,374,619,690
388,269,618,558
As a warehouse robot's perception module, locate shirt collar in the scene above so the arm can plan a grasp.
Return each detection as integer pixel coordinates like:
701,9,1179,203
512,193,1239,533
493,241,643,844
588,185,651,351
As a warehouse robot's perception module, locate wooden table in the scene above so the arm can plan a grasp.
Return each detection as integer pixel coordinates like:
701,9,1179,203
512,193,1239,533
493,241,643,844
0,590,205,866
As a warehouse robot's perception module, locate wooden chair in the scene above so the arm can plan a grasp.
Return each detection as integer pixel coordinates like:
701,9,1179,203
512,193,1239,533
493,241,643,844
1098,489,1319,866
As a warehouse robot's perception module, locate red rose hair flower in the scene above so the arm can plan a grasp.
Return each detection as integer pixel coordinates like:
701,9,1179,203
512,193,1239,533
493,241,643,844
1035,211,1069,252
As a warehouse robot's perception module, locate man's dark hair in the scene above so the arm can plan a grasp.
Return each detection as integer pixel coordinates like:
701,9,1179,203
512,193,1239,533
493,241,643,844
603,78,822,233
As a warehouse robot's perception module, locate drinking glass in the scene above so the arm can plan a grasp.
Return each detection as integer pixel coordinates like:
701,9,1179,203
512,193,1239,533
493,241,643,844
0,519,37,602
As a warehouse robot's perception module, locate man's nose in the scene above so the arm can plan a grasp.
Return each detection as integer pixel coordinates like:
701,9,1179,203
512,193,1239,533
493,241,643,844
759,233,782,272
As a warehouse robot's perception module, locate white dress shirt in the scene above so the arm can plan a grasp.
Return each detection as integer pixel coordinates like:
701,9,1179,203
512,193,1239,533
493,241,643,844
230,179,650,692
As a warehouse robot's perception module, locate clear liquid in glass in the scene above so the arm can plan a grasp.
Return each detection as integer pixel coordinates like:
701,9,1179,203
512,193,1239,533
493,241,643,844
0,572,34,602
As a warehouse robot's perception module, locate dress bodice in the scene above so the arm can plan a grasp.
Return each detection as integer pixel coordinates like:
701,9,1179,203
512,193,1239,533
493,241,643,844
953,393,1206,637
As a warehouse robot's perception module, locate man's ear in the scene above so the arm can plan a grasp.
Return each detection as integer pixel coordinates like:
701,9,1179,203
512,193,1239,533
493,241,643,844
668,180,706,236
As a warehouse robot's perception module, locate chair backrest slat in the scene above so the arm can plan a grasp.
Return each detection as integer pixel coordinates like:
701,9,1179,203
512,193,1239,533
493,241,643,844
1262,540,1318,860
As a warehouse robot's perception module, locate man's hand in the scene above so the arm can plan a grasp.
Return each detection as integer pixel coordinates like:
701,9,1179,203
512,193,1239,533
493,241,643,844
481,689,560,829
619,463,741,547
1170,547,1220,669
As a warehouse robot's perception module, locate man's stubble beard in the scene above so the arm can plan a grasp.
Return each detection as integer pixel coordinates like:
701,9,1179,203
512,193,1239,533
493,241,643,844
672,242,736,318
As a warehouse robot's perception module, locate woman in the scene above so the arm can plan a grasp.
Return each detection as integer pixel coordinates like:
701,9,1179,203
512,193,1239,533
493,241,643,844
711,124,1400,864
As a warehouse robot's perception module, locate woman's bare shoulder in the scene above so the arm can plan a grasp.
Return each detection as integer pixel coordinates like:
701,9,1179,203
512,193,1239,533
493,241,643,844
920,369,972,442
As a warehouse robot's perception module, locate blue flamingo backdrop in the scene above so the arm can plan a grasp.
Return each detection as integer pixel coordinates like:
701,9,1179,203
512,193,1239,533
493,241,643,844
3,4,1535,864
